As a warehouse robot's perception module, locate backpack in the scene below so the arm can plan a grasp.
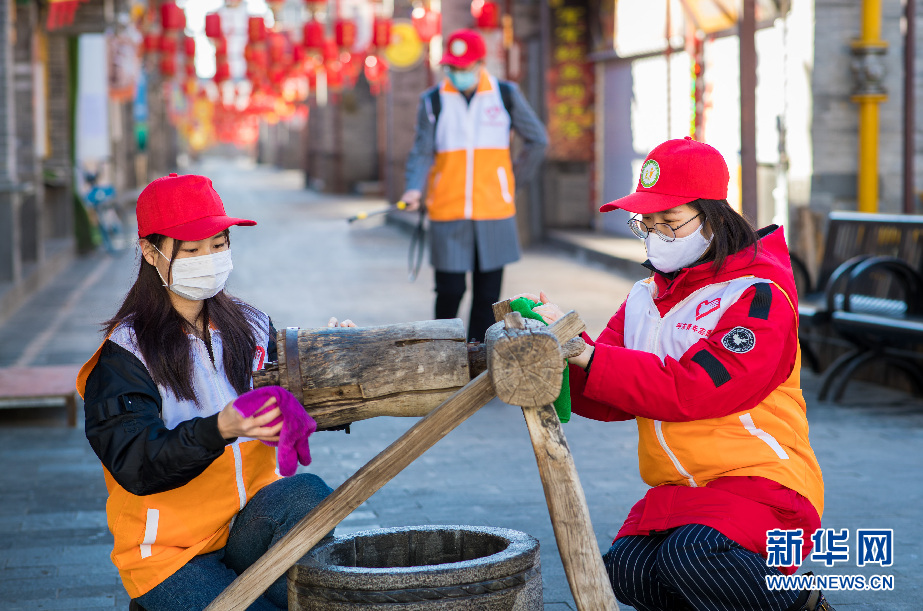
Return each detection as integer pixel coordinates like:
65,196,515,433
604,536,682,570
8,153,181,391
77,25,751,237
425,80,514,127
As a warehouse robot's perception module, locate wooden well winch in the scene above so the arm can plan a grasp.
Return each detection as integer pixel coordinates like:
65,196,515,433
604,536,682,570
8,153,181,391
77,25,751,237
207,304,620,611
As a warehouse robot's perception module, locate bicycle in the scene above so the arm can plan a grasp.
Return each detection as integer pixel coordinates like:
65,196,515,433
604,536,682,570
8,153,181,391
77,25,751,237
81,170,127,253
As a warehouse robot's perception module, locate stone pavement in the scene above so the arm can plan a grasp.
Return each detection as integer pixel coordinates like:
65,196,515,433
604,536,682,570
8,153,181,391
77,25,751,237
0,159,921,610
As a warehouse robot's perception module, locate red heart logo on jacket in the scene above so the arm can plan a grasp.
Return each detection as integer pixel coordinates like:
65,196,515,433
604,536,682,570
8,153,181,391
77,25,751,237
696,297,721,320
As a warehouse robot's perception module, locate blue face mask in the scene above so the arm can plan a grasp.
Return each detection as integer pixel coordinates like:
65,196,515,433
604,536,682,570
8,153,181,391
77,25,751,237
448,69,479,92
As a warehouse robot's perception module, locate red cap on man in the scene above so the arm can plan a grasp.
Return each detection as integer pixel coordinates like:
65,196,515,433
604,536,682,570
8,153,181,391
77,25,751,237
136,173,256,241
440,29,486,69
600,137,730,214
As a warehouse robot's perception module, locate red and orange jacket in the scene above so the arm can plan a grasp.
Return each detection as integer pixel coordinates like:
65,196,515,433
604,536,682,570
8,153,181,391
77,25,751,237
569,226,824,571
76,312,279,598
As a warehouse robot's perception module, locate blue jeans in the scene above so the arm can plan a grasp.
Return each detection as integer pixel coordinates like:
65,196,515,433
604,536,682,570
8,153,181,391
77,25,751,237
136,473,334,611
604,523,803,611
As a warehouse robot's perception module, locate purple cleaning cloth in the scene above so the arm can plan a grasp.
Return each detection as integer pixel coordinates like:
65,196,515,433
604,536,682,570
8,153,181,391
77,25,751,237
233,386,317,477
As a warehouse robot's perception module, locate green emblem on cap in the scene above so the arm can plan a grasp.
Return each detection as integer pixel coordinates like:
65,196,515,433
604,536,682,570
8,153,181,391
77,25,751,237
640,159,660,188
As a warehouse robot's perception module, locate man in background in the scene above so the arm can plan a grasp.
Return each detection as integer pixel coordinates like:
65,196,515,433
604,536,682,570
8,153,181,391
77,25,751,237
401,29,548,341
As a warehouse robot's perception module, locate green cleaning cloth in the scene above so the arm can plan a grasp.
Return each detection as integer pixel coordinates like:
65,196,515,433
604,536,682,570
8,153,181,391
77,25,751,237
508,297,571,423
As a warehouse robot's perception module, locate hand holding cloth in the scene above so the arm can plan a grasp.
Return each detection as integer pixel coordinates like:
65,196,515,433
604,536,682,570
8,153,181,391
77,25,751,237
234,386,317,476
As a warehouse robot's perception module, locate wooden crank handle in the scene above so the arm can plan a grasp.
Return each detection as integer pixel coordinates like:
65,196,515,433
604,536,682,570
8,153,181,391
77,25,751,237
204,372,498,611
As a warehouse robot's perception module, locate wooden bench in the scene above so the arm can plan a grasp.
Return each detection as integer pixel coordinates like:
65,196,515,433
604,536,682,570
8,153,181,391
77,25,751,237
0,365,81,426
793,211,923,373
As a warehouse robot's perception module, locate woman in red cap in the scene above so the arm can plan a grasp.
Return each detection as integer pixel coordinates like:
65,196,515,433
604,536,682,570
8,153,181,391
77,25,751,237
76,174,353,610
517,138,833,611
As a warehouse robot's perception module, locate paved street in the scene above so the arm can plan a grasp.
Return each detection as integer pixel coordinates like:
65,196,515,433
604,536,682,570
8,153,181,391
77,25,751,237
0,159,921,610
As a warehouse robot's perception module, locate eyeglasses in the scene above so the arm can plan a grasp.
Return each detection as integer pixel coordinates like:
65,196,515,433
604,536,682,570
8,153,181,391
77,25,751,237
628,213,703,242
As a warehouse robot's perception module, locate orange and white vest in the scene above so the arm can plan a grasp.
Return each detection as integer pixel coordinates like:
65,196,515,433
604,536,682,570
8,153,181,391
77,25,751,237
76,318,280,598
425,70,516,222
625,276,825,518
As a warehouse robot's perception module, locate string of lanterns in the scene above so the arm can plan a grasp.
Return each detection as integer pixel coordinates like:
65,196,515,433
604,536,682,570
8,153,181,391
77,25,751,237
136,0,504,148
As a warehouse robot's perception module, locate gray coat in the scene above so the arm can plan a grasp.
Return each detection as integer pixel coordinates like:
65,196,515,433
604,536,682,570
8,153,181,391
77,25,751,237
404,79,548,273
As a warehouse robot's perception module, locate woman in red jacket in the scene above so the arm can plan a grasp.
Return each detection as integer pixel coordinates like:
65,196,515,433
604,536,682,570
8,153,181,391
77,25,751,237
521,138,833,611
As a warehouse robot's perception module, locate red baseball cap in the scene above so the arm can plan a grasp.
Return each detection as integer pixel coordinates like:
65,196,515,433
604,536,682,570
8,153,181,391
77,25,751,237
600,137,730,214
136,173,256,241
440,29,486,69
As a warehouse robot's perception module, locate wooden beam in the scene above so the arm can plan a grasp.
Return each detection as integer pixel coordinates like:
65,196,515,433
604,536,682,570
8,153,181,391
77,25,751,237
204,373,497,611
492,300,618,610
523,403,619,610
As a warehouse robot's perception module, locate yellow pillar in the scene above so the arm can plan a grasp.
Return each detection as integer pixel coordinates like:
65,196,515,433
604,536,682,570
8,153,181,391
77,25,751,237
851,0,888,213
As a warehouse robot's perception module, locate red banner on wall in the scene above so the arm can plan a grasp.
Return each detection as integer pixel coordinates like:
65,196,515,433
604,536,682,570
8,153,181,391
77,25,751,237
546,0,594,162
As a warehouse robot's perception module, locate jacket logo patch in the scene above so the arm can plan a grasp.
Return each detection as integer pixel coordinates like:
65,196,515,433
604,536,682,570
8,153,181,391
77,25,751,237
483,105,505,125
722,327,756,353
695,297,721,320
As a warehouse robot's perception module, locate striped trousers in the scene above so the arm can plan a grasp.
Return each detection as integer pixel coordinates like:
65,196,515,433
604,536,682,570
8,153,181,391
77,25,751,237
604,524,803,611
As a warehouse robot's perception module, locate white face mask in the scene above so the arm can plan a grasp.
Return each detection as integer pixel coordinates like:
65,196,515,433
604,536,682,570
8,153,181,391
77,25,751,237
645,224,712,273
153,246,233,301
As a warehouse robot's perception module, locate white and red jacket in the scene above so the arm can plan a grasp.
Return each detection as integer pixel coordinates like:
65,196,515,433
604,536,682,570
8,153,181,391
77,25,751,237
569,226,824,571
425,70,516,222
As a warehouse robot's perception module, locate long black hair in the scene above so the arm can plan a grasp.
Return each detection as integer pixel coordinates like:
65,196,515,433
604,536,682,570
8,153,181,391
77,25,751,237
104,229,260,402
688,198,761,272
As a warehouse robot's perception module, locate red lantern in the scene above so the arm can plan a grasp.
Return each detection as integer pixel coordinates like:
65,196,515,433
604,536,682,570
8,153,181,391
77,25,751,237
214,61,231,83
268,32,287,65
411,7,440,43
476,1,500,29
325,61,343,92
335,19,356,49
159,55,177,76
143,32,161,54
322,39,338,62
364,54,388,95
269,68,287,86
339,51,359,86
160,2,184,31
303,20,325,50
248,16,267,42
213,36,228,57
470,0,485,18
205,13,222,38
292,45,306,65
160,35,178,55
372,17,392,48
183,36,196,57
249,46,268,69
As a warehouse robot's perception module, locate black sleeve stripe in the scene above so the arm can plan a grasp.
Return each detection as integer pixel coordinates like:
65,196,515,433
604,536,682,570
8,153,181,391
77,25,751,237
691,349,732,387
749,282,773,320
